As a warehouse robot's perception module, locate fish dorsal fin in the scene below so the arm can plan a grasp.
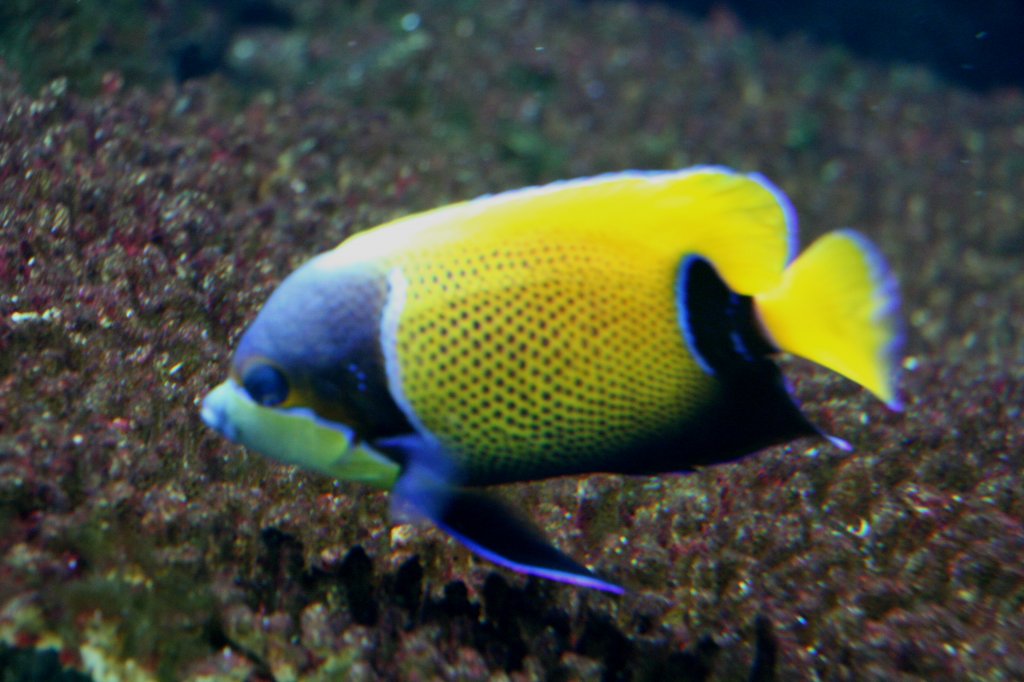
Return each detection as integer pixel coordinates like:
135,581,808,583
337,167,797,295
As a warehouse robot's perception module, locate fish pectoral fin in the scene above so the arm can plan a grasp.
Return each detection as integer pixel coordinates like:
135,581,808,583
391,466,623,595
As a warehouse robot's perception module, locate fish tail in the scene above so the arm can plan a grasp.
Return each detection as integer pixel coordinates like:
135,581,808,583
754,230,903,409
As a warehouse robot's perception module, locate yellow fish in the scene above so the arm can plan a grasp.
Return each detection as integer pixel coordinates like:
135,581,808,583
201,167,901,593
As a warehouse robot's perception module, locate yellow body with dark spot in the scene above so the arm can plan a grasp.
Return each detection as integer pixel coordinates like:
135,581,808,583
354,171,794,482
394,235,705,479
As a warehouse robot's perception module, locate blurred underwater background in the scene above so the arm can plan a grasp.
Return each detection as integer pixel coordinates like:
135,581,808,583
0,0,1022,679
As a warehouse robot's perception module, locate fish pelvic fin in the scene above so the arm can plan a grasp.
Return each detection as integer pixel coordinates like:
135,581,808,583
391,464,623,594
754,230,903,409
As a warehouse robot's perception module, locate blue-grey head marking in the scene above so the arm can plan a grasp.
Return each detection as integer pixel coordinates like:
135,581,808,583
232,252,412,439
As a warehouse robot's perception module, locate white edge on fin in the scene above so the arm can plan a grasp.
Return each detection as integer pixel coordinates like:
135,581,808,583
445,526,626,595
824,433,853,452
674,254,716,377
481,167,799,266
833,228,905,412
748,172,799,265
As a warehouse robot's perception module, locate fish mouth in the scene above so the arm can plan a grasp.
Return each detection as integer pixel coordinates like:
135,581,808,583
198,377,396,485
200,381,241,442
199,378,359,453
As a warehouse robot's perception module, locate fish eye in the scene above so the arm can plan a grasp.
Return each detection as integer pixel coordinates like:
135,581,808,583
242,364,290,407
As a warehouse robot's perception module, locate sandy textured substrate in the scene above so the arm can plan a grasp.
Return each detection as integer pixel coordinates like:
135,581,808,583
1,2,1022,679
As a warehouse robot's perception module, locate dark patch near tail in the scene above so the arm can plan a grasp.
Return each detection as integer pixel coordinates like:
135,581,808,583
644,256,820,471
665,358,821,470
677,256,776,378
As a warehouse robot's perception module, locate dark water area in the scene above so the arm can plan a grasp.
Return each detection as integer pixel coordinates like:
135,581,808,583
638,0,1024,92
1,1,1022,680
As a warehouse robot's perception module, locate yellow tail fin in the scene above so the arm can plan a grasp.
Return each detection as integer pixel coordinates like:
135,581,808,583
754,230,902,409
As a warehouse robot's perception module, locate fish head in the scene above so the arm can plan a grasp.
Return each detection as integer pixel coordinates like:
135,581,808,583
200,253,403,488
